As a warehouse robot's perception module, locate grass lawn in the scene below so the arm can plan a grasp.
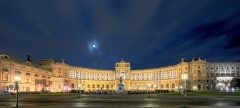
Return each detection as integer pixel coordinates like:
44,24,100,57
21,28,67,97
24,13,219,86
160,91,240,96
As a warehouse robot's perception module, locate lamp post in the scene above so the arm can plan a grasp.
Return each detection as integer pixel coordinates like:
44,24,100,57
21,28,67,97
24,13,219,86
220,85,222,97
147,84,151,98
182,74,188,108
159,79,162,94
14,76,21,107
154,85,157,94
78,83,81,98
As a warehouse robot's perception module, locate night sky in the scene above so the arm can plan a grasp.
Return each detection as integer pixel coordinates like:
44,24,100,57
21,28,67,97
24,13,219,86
0,0,240,70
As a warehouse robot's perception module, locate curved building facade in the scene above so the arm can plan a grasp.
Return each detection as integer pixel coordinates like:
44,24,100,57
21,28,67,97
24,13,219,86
0,53,239,93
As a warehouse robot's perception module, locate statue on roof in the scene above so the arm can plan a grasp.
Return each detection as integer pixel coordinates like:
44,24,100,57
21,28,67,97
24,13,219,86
181,58,185,62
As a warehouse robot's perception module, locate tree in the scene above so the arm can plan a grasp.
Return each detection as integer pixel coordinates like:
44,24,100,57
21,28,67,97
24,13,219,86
230,78,240,88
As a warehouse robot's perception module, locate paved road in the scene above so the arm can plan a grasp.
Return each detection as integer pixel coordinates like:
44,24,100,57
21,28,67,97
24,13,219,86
0,94,240,108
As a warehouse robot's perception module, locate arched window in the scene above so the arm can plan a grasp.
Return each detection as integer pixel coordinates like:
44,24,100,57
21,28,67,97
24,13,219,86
161,84,163,88
26,87,30,92
198,71,201,77
92,84,95,88
102,75,105,80
166,84,169,88
172,83,175,88
131,84,134,88
198,84,201,89
71,83,74,88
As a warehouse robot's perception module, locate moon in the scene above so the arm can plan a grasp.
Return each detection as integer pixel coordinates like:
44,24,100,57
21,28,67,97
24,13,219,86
92,45,96,48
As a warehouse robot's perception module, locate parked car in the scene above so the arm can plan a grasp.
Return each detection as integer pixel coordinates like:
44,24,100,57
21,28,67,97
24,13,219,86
0,90,4,95
84,91,90,94
3,91,11,95
108,91,114,95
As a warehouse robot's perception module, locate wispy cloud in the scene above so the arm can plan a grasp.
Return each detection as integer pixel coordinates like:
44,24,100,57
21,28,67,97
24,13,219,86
0,0,240,69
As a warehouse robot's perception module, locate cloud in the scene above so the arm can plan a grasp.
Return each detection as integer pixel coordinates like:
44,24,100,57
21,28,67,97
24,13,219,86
0,0,240,69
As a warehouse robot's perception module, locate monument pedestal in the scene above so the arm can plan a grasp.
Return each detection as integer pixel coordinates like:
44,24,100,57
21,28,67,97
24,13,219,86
116,76,125,94
116,85,125,93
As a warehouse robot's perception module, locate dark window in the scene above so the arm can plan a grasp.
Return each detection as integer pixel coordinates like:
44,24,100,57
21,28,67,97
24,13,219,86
198,84,201,89
166,84,169,88
198,71,201,77
172,83,175,88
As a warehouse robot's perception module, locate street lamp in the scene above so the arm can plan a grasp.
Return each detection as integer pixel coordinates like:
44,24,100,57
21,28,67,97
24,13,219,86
14,76,21,107
182,74,188,108
78,83,81,98
147,84,151,98
154,85,157,94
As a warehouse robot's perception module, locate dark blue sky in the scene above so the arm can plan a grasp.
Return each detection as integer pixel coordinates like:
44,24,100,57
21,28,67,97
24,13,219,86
0,0,240,69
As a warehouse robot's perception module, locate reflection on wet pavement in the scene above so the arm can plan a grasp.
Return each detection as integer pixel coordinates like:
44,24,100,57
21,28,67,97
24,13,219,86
0,94,240,107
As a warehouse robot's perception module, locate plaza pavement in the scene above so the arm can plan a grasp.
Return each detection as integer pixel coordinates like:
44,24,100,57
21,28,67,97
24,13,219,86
0,94,240,108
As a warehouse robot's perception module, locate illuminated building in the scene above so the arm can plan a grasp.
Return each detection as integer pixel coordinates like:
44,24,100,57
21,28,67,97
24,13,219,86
0,53,239,92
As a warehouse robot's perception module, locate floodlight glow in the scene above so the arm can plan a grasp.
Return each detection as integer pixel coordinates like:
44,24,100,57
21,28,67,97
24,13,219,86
14,76,20,81
154,85,157,87
182,74,188,80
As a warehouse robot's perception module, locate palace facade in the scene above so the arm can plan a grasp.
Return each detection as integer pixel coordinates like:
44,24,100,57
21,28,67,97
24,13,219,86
0,53,240,93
